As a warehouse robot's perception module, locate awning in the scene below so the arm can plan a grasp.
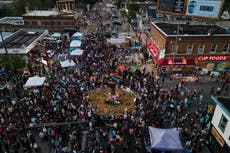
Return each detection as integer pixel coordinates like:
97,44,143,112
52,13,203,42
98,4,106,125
159,58,195,67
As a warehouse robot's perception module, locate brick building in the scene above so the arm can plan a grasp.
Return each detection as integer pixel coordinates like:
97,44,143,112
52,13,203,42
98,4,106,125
146,22,230,73
22,10,80,32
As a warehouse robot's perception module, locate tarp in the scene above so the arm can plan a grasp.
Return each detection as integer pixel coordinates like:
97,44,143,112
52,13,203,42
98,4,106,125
24,76,46,87
70,49,84,56
70,40,81,47
148,126,183,151
60,60,76,68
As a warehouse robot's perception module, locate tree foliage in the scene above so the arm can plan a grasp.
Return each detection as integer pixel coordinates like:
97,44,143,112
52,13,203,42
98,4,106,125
127,10,136,23
223,0,230,11
76,0,100,6
0,54,26,73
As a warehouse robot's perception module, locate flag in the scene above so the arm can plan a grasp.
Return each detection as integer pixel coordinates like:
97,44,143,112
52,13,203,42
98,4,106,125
112,73,122,83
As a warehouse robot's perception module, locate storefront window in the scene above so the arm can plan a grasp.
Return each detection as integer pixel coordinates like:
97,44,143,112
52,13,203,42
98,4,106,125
186,44,193,54
210,44,217,53
222,44,229,53
198,44,205,54
218,114,228,133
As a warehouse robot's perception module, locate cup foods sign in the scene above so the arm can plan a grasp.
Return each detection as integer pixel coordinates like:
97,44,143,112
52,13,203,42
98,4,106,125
197,55,227,61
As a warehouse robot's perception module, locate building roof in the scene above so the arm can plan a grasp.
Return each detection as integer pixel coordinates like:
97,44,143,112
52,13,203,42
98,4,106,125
23,10,59,17
0,0,12,8
153,23,230,36
212,96,230,116
0,17,24,25
0,29,48,54
0,32,13,42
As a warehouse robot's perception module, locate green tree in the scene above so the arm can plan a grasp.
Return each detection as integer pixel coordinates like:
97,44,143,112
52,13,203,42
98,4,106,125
127,9,136,22
223,0,230,11
11,0,27,16
77,0,100,6
0,54,26,73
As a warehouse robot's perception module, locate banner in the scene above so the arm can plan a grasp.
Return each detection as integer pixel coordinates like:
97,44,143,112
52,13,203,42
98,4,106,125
186,0,223,18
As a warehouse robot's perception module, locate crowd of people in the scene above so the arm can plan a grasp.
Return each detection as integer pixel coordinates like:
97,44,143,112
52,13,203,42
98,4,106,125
0,6,229,153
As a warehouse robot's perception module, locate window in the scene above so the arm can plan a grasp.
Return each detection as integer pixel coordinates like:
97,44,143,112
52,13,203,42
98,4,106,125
218,114,228,133
210,44,217,53
198,44,205,54
186,44,193,54
222,44,229,53
171,45,176,54
37,21,42,26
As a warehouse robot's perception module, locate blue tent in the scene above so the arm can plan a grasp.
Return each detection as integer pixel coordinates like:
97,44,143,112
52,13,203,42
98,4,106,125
148,126,183,151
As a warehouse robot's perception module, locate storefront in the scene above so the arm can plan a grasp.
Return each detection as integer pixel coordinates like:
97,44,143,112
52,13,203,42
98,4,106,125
196,55,230,74
146,40,196,73
209,126,230,153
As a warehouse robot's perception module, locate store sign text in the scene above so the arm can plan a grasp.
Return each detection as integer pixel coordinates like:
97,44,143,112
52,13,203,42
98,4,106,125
198,56,227,61
147,41,159,61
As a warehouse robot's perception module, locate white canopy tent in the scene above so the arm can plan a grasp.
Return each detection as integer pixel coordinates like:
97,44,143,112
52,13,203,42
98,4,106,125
51,32,61,38
148,126,183,151
72,32,83,37
24,76,46,87
70,40,81,47
107,38,126,44
60,60,76,68
70,48,84,56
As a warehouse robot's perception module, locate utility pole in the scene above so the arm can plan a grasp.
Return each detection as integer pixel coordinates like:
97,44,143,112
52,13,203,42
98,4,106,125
173,23,180,69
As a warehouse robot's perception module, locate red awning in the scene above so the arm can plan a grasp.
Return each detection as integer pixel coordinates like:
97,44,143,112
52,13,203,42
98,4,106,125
159,58,195,67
